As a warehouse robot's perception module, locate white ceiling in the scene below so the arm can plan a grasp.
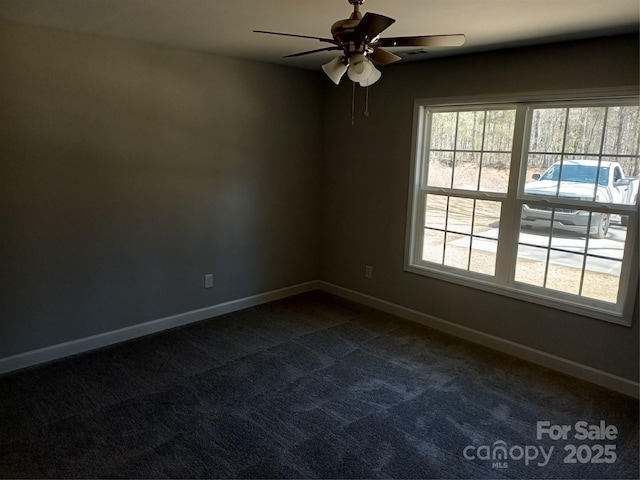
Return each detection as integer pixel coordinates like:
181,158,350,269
1,0,638,69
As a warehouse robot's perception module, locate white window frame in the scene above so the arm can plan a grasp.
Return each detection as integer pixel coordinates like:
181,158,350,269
405,89,639,326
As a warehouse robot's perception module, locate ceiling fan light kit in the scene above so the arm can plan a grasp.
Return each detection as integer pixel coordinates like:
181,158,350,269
346,53,372,82
255,0,465,119
322,56,349,85
359,62,381,87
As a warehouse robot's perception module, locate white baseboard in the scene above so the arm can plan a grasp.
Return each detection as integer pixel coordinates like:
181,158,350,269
3,279,637,399
0,280,321,375
319,281,640,399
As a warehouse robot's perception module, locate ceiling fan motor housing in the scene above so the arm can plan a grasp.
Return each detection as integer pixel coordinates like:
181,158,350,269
331,12,362,50
331,0,371,56
334,11,376,55
331,19,361,54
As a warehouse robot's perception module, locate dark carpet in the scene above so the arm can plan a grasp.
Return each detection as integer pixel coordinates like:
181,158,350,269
0,291,638,479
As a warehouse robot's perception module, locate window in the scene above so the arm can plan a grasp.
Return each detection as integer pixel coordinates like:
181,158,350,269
407,94,639,325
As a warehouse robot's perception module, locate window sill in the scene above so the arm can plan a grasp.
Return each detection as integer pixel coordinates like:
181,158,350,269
404,263,634,327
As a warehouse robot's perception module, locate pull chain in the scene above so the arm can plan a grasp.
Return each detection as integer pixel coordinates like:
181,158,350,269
351,81,356,125
364,85,369,117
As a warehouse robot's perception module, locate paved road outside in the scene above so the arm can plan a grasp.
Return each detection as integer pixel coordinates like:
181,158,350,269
451,225,626,275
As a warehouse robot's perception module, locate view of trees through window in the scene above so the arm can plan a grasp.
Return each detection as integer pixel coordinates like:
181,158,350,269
414,100,639,313
427,109,514,192
528,106,640,178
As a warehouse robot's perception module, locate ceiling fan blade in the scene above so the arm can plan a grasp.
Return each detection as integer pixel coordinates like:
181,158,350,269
377,34,466,48
369,47,402,65
355,12,396,41
253,30,338,45
284,47,342,58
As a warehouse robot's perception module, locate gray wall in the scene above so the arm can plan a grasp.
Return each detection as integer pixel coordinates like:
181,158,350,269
0,22,323,358
1,20,638,384
320,34,640,382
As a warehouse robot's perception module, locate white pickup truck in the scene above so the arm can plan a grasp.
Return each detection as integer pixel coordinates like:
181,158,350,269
522,159,639,238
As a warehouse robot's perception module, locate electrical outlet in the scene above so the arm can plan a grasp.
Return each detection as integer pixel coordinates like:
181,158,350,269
204,274,213,289
365,265,373,279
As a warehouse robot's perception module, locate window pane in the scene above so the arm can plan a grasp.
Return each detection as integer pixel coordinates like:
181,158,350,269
470,199,500,277
456,111,485,151
545,252,583,295
444,232,470,270
603,106,640,155
582,258,622,303
422,228,444,264
524,154,561,195
599,156,640,206
422,228,445,264
446,197,474,234
426,151,453,188
515,220,551,287
469,241,497,276
565,107,606,154
515,248,547,287
452,152,480,190
480,153,511,193
425,194,447,229
484,110,516,152
473,200,501,236
430,112,457,150
529,108,566,153
607,156,639,188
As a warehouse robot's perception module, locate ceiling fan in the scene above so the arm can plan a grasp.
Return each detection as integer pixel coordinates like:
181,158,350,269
255,0,466,87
